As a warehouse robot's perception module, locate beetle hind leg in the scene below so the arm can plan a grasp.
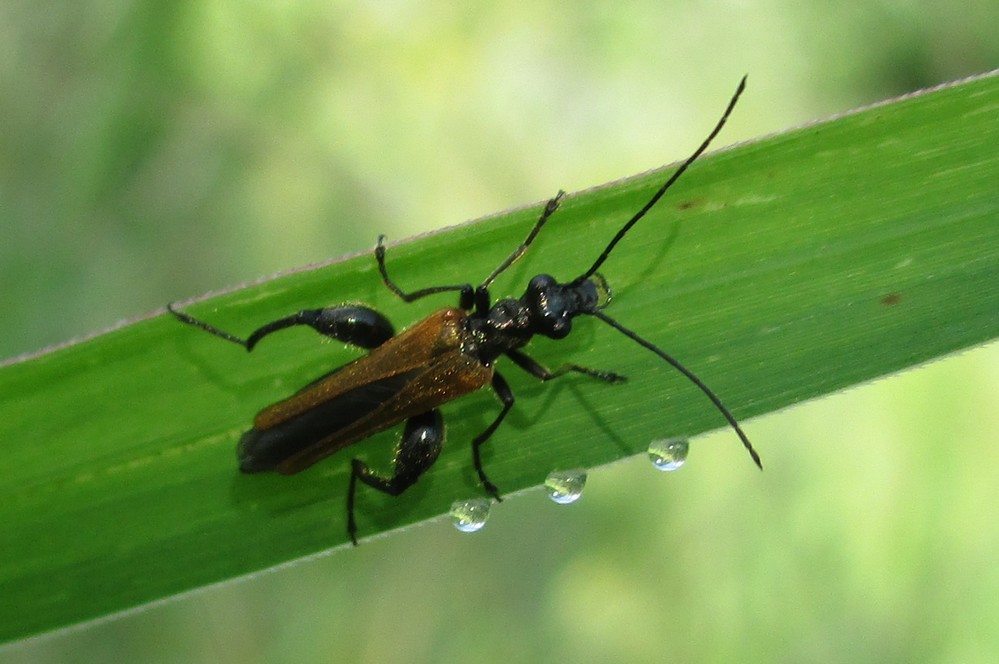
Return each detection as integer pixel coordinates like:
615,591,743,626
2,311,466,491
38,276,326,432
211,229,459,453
245,305,395,351
168,303,395,351
347,410,445,545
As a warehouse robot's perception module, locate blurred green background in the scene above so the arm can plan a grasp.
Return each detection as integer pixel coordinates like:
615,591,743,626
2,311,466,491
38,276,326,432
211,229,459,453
2,1,998,662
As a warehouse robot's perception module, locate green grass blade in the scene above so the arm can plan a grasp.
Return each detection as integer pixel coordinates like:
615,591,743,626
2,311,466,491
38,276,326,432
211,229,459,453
2,71,998,643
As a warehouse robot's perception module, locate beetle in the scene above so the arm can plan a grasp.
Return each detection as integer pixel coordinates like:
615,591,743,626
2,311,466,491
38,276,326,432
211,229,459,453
169,76,760,545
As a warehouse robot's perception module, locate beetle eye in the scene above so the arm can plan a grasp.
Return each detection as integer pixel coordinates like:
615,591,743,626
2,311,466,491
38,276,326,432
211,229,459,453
547,316,571,339
525,274,556,303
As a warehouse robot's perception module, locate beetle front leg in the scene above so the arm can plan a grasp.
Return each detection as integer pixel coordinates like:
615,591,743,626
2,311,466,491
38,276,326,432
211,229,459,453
347,410,445,545
505,348,628,384
168,304,395,351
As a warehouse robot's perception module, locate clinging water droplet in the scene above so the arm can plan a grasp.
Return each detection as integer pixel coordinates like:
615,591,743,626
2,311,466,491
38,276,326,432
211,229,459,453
449,498,491,533
545,468,587,504
648,437,689,471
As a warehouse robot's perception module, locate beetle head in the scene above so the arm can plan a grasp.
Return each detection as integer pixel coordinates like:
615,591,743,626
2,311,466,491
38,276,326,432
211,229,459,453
523,273,610,339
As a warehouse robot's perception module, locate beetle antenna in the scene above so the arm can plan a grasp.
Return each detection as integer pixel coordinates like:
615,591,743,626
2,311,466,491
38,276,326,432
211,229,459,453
572,75,746,286
590,309,762,469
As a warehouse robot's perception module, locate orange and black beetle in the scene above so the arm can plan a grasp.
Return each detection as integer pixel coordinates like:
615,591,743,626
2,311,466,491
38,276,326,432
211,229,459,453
169,76,760,545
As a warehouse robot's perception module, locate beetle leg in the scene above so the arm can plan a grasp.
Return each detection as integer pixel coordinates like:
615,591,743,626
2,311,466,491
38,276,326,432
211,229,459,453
505,348,627,384
244,306,395,351
375,236,476,308
479,190,565,289
168,304,394,351
471,372,516,502
347,410,444,545
375,190,567,308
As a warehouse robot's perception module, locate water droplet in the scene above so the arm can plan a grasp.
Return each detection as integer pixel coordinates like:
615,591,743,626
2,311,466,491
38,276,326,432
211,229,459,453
648,437,689,471
545,468,587,504
449,498,491,533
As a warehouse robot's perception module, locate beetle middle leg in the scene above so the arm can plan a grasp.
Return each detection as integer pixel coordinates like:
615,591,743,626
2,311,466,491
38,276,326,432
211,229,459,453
347,409,445,545
375,236,475,307
470,372,517,501
375,190,567,310
472,352,626,502
167,303,394,351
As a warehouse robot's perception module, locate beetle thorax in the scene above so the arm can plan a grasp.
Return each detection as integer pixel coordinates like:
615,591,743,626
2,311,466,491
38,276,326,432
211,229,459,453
462,274,603,365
